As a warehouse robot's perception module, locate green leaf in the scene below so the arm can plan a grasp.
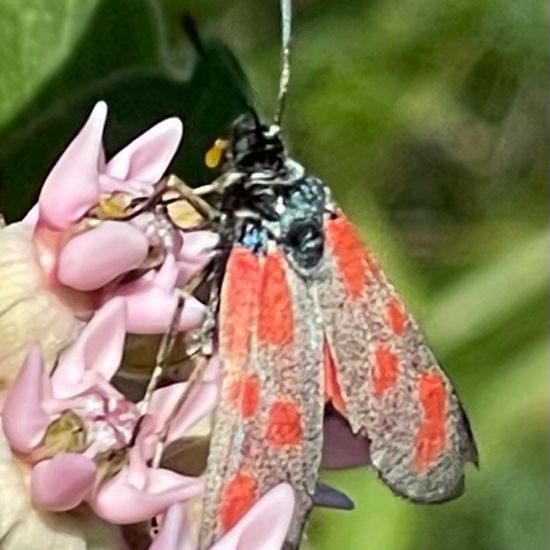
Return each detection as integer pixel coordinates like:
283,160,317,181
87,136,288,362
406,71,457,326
0,0,99,129
308,468,417,550
426,231,548,352
0,2,250,220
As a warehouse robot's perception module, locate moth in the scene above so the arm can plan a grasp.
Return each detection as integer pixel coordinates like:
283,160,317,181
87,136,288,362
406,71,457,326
176,4,478,549
187,111,478,550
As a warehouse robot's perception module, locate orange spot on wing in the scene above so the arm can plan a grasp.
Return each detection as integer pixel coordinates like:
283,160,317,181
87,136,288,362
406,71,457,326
219,471,257,532
386,298,407,335
414,372,447,472
257,251,294,346
325,216,368,300
228,377,241,402
220,247,260,369
265,401,302,446
324,341,347,415
365,250,382,278
372,345,399,397
228,375,260,418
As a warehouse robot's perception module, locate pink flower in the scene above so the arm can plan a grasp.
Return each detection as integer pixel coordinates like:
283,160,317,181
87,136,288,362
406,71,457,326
30,101,214,332
0,427,123,550
2,299,219,524
0,102,217,393
35,102,178,230
151,484,295,550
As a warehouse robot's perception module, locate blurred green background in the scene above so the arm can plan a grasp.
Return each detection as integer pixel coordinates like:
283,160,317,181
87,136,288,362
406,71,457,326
0,1,547,549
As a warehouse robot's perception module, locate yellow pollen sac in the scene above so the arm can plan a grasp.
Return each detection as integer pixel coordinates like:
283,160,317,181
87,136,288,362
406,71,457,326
96,193,133,219
204,139,227,169
31,410,87,461
94,448,128,486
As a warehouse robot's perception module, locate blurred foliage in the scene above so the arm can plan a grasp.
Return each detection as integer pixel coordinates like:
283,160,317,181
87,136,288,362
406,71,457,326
0,0,250,218
0,0,547,549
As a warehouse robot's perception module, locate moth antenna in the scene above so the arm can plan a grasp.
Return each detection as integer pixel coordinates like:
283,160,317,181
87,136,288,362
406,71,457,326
274,0,293,126
248,107,264,136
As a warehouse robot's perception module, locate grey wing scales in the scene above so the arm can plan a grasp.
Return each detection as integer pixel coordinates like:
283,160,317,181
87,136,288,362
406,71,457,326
314,213,477,503
200,245,325,550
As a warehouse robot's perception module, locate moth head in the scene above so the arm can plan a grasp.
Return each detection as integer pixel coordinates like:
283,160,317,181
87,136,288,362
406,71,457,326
204,111,305,195
230,110,285,172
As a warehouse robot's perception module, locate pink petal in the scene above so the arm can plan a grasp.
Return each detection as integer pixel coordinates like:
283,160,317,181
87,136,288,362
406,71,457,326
147,374,218,445
91,416,201,524
148,383,187,433
57,221,149,291
150,504,193,550
150,485,295,550
154,254,179,291
176,257,214,287
2,345,51,453
52,299,126,396
22,204,39,228
203,355,221,382
106,118,183,184
178,231,219,260
30,453,96,511
98,173,155,196
211,484,295,550
38,102,106,229
177,231,218,285
163,381,218,445
92,467,203,524
145,468,201,495
115,285,205,335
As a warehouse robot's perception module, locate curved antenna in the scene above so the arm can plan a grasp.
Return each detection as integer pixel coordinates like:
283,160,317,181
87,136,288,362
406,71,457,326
274,0,292,126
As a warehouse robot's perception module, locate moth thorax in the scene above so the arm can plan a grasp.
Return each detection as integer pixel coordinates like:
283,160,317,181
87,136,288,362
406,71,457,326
283,218,325,270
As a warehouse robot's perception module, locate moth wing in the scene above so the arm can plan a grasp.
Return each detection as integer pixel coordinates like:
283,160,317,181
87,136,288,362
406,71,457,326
201,245,324,548
200,246,260,547
315,213,478,503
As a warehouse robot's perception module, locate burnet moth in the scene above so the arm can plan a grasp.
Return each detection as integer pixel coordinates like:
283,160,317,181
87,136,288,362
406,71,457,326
175,1,478,548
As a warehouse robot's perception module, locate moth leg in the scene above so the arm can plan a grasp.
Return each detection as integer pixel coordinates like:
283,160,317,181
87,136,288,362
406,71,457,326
313,483,355,511
89,178,170,221
150,265,221,468
151,351,213,469
166,174,220,221
138,295,186,415
192,181,225,197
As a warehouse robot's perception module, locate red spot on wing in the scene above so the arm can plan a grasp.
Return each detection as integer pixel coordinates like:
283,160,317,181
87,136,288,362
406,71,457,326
228,375,260,418
324,341,347,415
265,401,302,446
365,250,382,278
386,298,407,335
219,471,257,532
228,377,241,402
325,216,368,300
220,247,260,369
257,251,294,346
414,372,447,472
372,345,399,397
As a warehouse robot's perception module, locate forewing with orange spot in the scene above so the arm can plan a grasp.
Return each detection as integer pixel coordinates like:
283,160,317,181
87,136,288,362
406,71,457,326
316,213,478,503
200,246,324,548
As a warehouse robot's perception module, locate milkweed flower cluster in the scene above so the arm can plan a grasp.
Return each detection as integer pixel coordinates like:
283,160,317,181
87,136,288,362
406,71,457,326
0,101,212,394
3,299,218,521
0,103,295,550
